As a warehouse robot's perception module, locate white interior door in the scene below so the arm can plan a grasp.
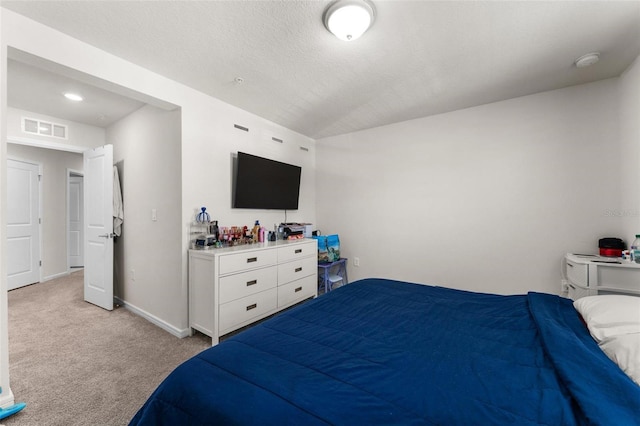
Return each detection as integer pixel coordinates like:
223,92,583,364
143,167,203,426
7,159,40,291
68,174,84,268
83,145,113,311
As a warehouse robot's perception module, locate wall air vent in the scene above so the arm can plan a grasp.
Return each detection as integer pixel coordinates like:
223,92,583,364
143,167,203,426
22,117,67,139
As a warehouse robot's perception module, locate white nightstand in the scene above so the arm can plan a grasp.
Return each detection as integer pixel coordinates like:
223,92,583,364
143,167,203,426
565,253,640,300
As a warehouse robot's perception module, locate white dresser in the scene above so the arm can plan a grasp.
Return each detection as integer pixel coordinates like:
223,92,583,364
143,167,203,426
565,253,640,300
189,239,317,345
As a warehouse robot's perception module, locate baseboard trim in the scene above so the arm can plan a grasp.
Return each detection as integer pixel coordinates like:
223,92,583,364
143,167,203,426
41,271,70,283
114,297,190,338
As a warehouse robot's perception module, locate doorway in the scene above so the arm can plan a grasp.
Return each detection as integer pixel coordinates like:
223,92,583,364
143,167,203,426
67,170,84,270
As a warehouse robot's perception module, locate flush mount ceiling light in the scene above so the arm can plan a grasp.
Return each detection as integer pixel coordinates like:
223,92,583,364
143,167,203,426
64,92,84,102
574,52,600,68
323,0,375,41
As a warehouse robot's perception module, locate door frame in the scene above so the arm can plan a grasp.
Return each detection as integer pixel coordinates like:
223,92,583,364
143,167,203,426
7,156,43,287
66,168,84,272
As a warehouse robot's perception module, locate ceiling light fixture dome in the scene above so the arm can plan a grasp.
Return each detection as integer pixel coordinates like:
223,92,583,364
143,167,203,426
574,52,600,68
64,92,84,102
323,0,375,41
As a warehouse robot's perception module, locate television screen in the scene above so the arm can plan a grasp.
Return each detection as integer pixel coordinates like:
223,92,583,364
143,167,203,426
233,152,302,210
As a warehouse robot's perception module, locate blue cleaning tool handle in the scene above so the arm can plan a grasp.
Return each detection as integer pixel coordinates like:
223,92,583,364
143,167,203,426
0,402,26,420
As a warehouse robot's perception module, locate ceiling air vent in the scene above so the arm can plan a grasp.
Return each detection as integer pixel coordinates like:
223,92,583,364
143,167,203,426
22,117,68,140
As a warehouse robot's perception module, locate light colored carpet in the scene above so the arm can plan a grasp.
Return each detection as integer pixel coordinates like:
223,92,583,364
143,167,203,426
4,270,210,426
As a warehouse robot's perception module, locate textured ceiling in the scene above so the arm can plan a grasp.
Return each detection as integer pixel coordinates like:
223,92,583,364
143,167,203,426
2,0,640,139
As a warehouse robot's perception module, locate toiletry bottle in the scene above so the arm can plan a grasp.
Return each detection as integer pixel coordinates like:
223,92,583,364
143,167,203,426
252,220,260,243
631,234,640,264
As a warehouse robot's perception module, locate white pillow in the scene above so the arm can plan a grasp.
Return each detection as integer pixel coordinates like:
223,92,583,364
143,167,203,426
599,333,640,386
573,295,640,342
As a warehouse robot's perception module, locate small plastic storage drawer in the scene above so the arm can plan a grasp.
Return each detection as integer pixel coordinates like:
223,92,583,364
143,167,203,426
566,259,588,287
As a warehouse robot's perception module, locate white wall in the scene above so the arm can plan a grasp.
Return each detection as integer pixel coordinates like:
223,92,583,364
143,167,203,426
107,105,184,334
316,79,622,295
618,56,640,240
7,107,105,151
7,144,83,280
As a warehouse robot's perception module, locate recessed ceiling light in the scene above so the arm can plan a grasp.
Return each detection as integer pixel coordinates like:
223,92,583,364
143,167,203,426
323,0,376,41
574,52,600,68
64,92,84,101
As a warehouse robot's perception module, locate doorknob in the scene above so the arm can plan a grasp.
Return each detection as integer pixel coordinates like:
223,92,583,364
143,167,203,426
98,233,114,238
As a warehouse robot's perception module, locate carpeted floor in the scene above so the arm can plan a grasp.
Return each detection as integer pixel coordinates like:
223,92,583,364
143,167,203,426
4,270,210,425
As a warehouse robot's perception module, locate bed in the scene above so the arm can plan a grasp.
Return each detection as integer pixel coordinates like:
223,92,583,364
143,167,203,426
130,278,640,425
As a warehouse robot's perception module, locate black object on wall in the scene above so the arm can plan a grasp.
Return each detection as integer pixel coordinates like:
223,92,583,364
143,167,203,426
232,152,301,210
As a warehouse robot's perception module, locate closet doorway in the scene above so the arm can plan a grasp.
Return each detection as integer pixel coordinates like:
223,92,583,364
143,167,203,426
67,170,84,270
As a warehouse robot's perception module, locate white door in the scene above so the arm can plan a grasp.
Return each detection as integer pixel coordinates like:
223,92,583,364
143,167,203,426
7,159,40,291
84,145,113,311
68,174,84,268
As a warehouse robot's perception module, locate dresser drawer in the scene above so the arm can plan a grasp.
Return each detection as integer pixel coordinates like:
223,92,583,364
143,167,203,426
566,259,589,287
218,288,277,334
278,241,316,263
278,256,316,285
278,275,316,308
219,249,277,275
219,266,277,304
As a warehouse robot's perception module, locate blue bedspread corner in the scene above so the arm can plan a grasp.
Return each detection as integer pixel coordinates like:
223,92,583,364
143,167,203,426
527,292,640,426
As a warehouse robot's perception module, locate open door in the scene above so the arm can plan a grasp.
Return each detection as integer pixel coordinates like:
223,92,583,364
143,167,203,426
83,145,113,311
6,159,41,290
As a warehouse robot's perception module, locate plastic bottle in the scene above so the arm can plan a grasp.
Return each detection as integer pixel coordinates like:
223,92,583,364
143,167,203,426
631,234,640,264
259,226,265,243
252,220,260,242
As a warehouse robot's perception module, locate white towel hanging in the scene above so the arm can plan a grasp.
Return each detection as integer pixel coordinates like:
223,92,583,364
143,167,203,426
113,166,124,237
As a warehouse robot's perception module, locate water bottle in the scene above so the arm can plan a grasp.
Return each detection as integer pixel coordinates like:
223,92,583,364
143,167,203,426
632,234,640,264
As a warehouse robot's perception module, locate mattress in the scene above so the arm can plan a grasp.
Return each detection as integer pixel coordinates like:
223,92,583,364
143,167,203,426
130,278,640,425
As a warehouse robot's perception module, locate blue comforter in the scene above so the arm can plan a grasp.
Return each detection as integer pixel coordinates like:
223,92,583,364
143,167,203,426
130,279,640,425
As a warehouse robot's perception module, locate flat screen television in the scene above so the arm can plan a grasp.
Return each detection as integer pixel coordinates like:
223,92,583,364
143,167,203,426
233,152,302,210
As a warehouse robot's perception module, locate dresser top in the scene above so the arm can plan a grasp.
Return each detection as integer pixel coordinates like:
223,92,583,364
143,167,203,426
190,238,316,256
566,253,640,269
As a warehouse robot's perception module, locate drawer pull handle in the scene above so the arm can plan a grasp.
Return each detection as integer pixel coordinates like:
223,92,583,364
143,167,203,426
295,267,302,272
246,303,257,311
295,249,302,254
247,257,258,263
295,286,302,292
246,280,257,286
567,263,574,268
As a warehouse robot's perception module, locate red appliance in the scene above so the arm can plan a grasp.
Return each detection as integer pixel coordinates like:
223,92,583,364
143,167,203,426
598,238,625,257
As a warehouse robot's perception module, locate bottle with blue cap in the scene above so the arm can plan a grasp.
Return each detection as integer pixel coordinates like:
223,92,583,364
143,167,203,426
631,234,640,264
